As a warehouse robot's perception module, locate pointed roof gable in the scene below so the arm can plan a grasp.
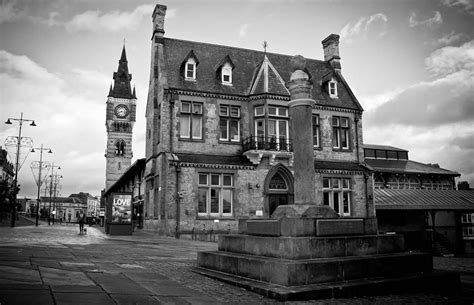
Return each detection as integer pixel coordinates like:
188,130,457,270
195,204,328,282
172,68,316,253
110,46,134,99
162,38,363,111
249,55,289,95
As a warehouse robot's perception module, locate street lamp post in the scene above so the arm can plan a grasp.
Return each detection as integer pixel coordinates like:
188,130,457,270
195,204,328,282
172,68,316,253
48,163,60,225
31,145,52,226
5,113,36,227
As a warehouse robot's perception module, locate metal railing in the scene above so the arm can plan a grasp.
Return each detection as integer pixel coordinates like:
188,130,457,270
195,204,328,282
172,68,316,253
242,136,293,152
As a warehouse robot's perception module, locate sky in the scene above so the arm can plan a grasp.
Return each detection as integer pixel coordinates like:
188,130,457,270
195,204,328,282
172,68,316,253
1,0,473,199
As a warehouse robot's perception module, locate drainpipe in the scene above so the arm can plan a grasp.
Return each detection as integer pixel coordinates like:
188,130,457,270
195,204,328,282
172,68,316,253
430,210,437,254
175,163,181,239
169,97,181,238
354,114,360,163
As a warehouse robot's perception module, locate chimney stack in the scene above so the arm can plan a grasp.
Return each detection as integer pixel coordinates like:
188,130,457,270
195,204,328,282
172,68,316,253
152,4,167,41
321,34,341,71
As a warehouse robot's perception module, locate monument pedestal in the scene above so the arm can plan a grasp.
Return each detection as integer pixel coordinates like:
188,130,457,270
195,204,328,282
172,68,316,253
195,214,461,300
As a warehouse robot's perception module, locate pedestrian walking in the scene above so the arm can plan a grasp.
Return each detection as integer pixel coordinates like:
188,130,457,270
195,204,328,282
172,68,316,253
78,212,85,234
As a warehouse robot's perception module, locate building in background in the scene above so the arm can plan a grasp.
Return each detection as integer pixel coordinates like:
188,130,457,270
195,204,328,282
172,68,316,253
365,144,474,254
105,46,137,190
0,146,15,219
143,5,374,236
102,158,145,229
69,192,100,222
40,196,86,223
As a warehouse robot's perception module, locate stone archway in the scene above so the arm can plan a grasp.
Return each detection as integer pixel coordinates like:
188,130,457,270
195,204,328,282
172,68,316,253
264,164,294,217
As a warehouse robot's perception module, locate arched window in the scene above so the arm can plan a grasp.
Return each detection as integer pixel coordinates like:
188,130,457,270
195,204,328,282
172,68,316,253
386,175,399,189
398,176,409,189
408,177,421,189
269,173,288,190
374,175,385,189
115,140,125,156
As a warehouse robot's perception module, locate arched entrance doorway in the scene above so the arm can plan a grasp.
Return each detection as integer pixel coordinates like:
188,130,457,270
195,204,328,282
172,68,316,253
264,164,294,216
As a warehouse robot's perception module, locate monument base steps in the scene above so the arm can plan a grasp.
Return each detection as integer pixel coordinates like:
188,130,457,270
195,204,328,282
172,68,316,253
193,267,461,301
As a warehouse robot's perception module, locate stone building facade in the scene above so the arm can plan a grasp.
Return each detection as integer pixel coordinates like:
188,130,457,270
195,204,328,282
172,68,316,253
144,4,374,235
105,46,137,190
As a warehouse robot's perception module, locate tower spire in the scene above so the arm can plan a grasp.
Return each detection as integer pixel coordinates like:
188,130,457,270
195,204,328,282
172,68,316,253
110,46,133,99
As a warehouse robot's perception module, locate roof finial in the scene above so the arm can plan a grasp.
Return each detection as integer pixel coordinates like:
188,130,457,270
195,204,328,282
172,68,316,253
263,41,268,55
123,37,126,46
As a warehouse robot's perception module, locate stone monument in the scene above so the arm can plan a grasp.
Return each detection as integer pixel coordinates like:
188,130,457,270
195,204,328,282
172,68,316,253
195,56,460,301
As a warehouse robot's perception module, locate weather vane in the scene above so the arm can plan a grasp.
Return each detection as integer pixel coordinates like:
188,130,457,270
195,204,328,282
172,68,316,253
263,41,268,54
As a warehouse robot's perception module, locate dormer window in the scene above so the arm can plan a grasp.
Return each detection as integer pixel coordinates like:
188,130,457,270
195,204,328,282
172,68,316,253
221,63,232,84
185,58,196,80
329,80,338,98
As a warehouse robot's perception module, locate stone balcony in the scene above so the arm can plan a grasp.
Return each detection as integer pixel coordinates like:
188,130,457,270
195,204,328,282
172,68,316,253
242,136,293,166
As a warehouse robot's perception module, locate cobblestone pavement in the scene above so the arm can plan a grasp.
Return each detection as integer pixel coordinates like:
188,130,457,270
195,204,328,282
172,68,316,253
0,219,472,304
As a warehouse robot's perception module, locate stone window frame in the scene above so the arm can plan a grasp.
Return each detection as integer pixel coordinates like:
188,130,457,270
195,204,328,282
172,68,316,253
332,116,350,150
197,172,234,218
462,213,474,224
219,104,240,142
463,226,474,237
328,79,338,98
185,57,197,80
312,114,321,148
322,177,351,216
179,101,203,140
221,62,233,85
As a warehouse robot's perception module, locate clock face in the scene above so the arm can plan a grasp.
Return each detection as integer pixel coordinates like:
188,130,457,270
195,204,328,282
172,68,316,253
114,105,129,118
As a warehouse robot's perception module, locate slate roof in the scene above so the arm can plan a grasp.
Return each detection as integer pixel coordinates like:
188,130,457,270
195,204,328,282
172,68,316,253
375,189,474,211
366,159,460,176
173,153,254,167
163,38,362,111
314,160,371,172
364,144,408,152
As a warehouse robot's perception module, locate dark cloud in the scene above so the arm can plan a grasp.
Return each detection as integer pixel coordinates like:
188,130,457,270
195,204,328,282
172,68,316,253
366,71,474,126
449,133,474,149
366,40,474,127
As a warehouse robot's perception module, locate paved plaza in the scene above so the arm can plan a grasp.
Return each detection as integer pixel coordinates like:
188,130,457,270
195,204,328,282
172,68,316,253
0,217,473,304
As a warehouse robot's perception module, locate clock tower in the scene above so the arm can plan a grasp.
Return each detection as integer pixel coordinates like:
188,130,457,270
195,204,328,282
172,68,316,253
105,46,137,190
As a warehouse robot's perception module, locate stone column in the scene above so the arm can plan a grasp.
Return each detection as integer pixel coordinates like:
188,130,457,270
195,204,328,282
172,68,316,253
272,56,337,219
286,56,316,205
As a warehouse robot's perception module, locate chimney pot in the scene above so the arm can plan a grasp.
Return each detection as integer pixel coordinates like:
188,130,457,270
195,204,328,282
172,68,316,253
321,34,341,70
152,4,167,39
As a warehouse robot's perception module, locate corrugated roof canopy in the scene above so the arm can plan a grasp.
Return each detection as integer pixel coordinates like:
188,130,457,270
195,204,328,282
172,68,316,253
375,189,474,211
366,159,459,176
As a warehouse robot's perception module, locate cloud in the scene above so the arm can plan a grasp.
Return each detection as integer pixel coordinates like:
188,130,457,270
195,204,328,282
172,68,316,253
0,50,108,197
65,4,154,32
366,40,474,127
363,40,474,186
409,11,443,28
340,13,388,43
433,31,470,47
239,24,249,38
0,1,23,24
441,0,474,15
425,40,474,76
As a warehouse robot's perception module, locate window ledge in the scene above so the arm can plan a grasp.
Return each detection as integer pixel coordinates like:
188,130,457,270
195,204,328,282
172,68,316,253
218,140,241,145
184,77,196,82
332,148,353,152
178,138,205,143
196,216,235,221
